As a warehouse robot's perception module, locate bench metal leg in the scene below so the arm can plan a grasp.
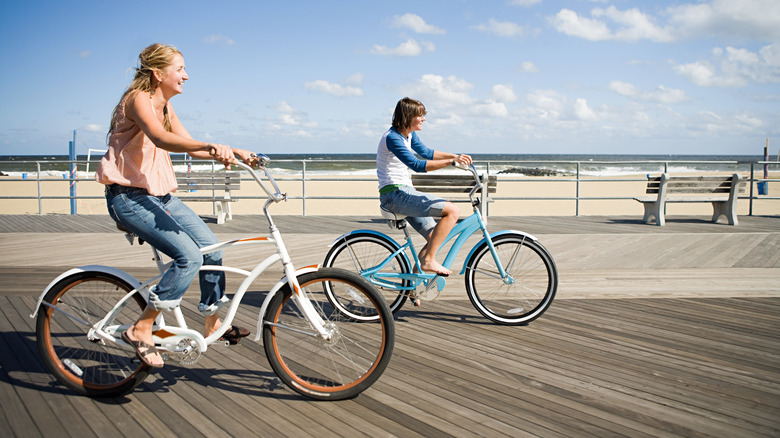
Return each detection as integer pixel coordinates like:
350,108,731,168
215,201,231,224
642,202,664,226
711,201,738,225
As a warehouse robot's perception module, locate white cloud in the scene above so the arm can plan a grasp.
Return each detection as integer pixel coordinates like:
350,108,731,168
551,7,673,42
399,75,516,129
667,0,780,41
370,39,434,56
304,79,364,97
609,81,688,103
519,61,540,73
78,51,91,58
203,34,235,45
522,90,611,123
574,98,598,121
473,19,525,37
552,1,780,43
509,0,541,6
275,101,295,114
734,112,764,129
82,124,103,132
407,74,475,107
473,100,509,118
344,73,364,86
392,13,445,34
272,101,316,129
527,90,565,117
492,84,518,103
674,43,780,87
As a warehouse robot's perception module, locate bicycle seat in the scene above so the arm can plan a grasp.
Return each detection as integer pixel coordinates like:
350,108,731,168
380,206,406,221
380,206,407,230
114,221,144,245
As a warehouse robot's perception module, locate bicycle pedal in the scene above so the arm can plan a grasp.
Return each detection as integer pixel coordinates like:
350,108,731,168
424,275,440,292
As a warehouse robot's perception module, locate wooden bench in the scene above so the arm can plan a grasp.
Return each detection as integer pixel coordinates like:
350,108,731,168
175,171,241,224
634,173,745,226
412,173,497,218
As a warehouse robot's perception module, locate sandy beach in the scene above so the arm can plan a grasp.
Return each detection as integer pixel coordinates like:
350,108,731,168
1,171,778,217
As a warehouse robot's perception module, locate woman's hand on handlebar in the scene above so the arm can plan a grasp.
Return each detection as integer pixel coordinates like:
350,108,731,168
208,145,263,169
208,143,236,168
233,148,262,168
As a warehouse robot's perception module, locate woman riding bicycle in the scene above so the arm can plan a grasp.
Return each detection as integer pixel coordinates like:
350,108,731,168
377,97,472,284
96,43,258,367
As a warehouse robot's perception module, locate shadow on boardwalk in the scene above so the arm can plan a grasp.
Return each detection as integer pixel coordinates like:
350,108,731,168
1,214,779,437
2,294,779,437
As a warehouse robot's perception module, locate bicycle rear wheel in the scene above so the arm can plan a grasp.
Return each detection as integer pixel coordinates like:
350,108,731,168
323,233,411,318
465,233,557,325
263,268,394,400
35,271,151,397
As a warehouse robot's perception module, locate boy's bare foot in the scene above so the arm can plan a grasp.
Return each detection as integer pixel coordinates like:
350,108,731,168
408,291,421,307
420,259,451,276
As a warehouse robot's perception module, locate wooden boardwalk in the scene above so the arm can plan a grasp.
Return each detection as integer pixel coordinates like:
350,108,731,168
1,214,779,437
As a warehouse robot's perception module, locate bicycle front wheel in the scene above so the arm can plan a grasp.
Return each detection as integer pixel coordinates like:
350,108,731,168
263,268,395,401
465,234,557,325
323,232,411,318
35,271,151,397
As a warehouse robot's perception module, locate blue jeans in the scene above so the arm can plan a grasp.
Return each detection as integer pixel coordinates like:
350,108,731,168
105,184,226,314
379,185,446,239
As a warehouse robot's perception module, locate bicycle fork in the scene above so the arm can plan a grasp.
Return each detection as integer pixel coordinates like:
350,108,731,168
274,227,333,342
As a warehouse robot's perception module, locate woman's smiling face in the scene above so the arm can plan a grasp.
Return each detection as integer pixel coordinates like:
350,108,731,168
159,54,188,96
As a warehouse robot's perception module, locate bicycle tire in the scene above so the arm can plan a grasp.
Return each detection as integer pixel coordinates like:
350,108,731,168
263,268,395,400
464,233,557,325
323,232,411,318
35,271,152,397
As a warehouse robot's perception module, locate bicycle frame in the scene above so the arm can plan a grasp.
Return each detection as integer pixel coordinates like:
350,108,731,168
341,163,538,294
30,160,333,355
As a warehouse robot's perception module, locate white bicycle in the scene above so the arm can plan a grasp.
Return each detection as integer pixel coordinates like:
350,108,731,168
30,155,395,401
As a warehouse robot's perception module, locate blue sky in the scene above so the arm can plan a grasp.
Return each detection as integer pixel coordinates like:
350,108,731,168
1,0,778,156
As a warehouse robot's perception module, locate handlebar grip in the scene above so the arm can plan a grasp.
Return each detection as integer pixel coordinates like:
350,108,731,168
452,160,470,170
208,146,238,165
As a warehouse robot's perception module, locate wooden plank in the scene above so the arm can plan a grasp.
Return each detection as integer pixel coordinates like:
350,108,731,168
176,182,238,188
411,186,497,194
412,174,497,186
3,291,780,437
645,175,746,195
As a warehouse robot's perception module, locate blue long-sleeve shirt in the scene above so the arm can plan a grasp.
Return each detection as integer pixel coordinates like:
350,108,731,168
376,127,434,190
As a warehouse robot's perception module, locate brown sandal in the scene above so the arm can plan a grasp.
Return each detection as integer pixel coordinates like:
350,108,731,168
122,331,163,368
219,325,250,345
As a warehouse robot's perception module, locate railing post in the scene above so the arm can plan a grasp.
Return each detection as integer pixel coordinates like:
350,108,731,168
211,160,217,216
485,162,491,217
302,161,307,216
749,162,754,216
37,162,42,215
68,135,77,215
576,162,580,216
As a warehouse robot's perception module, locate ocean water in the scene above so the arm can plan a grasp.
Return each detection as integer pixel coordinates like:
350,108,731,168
0,153,768,178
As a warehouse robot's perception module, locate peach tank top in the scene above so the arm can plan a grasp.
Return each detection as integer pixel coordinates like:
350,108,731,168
96,93,178,196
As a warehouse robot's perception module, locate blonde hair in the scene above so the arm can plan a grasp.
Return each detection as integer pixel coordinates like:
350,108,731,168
108,43,182,138
392,97,426,131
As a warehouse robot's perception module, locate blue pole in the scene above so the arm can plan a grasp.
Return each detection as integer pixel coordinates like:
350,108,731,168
69,131,77,214
764,140,769,196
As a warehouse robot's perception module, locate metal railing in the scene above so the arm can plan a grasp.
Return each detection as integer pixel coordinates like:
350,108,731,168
1,158,777,216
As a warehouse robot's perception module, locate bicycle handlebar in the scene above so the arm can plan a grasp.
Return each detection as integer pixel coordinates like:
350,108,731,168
235,156,286,204
451,160,484,202
206,147,285,203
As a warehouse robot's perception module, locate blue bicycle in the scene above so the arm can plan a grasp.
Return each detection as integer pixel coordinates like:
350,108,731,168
323,163,558,325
